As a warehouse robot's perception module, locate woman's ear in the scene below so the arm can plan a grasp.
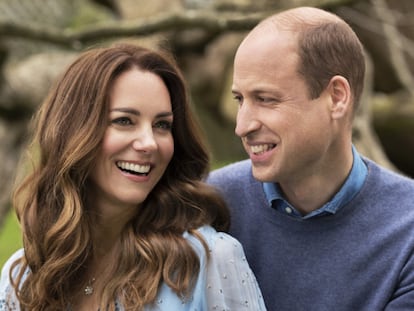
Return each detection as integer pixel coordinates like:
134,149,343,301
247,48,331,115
327,75,352,120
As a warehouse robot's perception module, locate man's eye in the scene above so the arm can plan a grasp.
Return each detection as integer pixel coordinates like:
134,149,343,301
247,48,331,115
232,94,242,103
257,96,276,103
154,120,172,130
258,96,270,102
112,117,132,125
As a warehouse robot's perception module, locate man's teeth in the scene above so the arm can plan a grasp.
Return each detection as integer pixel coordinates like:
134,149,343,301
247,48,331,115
250,144,274,154
117,161,150,174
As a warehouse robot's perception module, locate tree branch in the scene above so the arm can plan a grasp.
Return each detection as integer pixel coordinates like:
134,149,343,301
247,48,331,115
0,11,266,49
371,0,414,98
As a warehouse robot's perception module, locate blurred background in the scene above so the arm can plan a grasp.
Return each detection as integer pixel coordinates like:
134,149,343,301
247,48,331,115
1,0,414,265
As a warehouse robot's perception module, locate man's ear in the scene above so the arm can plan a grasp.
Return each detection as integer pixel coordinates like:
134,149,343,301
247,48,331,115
327,75,352,120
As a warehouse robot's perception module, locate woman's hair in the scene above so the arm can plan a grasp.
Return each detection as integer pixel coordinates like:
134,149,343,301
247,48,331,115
11,43,229,311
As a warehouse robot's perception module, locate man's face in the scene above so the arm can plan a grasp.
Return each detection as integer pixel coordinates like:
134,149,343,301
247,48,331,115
232,26,336,185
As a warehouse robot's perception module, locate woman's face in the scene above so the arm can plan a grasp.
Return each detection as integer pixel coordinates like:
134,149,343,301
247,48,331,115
89,68,174,217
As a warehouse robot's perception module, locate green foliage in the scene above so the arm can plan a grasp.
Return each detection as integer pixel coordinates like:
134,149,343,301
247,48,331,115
0,210,22,268
69,1,117,29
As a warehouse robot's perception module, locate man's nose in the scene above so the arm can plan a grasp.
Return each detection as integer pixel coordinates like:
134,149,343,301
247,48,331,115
235,102,261,137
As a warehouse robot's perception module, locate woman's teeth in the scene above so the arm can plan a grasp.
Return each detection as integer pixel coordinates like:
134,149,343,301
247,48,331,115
116,161,150,174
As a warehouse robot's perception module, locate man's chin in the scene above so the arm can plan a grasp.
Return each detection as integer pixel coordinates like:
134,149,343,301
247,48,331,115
251,166,276,183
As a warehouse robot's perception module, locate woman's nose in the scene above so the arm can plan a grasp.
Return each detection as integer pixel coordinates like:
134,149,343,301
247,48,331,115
132,127,157,152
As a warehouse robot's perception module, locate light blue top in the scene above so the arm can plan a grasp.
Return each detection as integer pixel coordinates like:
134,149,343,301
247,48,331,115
0,226,266,311
263,145,367,219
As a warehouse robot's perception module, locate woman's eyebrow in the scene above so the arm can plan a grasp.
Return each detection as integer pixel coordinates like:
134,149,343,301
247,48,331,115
110,108,173,119
110,107,140,115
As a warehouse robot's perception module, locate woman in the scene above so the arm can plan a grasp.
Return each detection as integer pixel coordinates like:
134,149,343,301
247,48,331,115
0,43,266,310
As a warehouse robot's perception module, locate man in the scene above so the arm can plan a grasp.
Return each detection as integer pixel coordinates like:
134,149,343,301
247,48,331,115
207,6,414,311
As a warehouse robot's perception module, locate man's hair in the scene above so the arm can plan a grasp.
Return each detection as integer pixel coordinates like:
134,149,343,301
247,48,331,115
265,7,366,111
298,20,366,109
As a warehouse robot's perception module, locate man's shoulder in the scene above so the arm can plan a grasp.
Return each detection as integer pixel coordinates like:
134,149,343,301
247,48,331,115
365,158,414,188
207,159,263,198
363,159,414,208
208,159,252,182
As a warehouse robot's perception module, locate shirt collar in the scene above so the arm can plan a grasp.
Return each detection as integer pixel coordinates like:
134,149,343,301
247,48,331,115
263,146,367,218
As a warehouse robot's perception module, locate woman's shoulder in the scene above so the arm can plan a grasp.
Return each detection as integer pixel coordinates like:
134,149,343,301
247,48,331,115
190,227,268,310
199,225,242,248
1,249,25,281
0,249,25,311
184,226,245,260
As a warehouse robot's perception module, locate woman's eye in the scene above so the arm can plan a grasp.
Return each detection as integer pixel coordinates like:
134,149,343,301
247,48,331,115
112,117,133,126
154,120,172,130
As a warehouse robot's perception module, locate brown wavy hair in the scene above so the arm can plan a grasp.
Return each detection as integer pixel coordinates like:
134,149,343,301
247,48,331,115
10,43,229,310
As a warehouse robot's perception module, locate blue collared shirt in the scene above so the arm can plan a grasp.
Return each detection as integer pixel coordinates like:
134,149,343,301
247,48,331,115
263,146,367,219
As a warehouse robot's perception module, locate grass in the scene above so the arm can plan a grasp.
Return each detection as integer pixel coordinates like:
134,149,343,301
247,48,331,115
0,210,22,268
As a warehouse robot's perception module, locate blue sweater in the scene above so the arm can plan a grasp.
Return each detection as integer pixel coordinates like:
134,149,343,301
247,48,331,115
207,158,414,311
